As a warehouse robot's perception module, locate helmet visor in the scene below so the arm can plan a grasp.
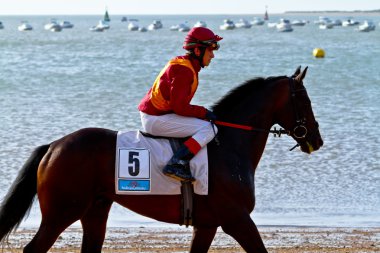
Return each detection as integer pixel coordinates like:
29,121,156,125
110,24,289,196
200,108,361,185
200,40,220,50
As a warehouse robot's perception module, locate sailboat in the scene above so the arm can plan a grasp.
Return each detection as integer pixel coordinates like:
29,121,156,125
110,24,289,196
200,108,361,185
104,8,110,22
264,6,269,21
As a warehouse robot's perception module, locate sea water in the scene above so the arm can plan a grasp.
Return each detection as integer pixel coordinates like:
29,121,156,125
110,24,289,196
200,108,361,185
0,14,379,228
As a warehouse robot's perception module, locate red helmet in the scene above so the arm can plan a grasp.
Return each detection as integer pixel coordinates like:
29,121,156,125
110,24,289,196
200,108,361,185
183,27,223,51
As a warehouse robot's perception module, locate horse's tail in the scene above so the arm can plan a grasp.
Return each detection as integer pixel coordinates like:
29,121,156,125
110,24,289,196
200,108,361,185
0,144,50,244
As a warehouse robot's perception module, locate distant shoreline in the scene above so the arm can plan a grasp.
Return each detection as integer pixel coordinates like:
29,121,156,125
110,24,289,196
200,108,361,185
0,10,380,16
284,10,380,16
283,10,380,17
286,10,380,14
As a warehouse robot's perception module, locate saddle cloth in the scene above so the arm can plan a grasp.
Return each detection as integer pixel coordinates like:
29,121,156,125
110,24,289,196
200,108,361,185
115,130,208,195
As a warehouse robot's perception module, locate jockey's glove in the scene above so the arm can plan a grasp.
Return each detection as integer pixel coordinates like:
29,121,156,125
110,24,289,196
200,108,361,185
205,110,217,121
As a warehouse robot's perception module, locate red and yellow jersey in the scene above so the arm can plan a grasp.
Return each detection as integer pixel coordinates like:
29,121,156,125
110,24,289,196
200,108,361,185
138,55,207,119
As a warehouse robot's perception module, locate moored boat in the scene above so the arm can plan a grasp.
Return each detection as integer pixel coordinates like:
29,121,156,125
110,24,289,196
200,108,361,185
276,19,293,32
18,21,33,31
194,20,207,28
219,19,235,30
148,20,163,30
60,21,74,29
357,20,375,32
251,17,265,26
235,19,252,28
128,21,139,31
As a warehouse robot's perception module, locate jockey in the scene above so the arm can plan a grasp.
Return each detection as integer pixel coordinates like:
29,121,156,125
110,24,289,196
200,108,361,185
138,27,223,182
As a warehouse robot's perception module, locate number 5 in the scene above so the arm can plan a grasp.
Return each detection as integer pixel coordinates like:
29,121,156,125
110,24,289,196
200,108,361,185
128,151,140,176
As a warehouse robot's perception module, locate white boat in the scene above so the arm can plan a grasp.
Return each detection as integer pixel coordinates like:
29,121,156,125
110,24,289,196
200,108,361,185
342,18,359,27
220,19,235,30
267,22,277,28
235,19,252,28
128,21,139,31
97,20,110,30
148,20,163,30
178,23,190,32
89,26,104,32
319,21,334,29
50,25,62,32
44,19,62,32
0,21,4,29
276,19,293,32
170,23,190,32
251,17,265,26
194,20,207,28
314,16,332,25
357,20,376,32
139,26,147,32
170,24,180,31
18,21,33,31
291,20,307,26
60,21,74,29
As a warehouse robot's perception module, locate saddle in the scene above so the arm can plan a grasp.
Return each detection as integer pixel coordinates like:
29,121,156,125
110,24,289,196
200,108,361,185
116,130,209,226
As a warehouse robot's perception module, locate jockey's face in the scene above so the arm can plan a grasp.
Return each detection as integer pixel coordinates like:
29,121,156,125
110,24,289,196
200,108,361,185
202,47,215,67
194,47,215,67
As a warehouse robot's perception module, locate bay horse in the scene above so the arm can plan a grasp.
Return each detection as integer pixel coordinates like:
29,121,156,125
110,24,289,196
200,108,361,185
0,67,323,252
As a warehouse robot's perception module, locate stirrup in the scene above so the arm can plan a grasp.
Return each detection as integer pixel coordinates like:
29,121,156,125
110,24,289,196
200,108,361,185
163,164,195,182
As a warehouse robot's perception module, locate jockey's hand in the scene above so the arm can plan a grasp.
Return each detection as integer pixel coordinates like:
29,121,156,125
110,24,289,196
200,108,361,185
205,110,217,121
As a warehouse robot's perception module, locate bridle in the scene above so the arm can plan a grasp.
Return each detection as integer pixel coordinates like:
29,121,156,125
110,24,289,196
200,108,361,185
287,77,310,150
212,77,315,151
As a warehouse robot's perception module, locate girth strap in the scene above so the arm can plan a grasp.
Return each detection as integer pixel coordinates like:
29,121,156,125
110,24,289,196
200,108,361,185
168,139,194,227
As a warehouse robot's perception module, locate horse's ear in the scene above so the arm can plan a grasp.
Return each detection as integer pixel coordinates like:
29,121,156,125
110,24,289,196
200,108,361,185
292,66,301,77
296,66,308,82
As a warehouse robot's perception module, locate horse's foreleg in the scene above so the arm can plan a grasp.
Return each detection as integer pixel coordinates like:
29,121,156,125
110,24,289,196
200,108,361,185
221,215,267,253
80,198,113,253
189,226,217,253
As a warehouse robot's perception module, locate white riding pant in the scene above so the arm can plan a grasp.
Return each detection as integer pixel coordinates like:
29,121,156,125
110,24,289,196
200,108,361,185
140,112,218,148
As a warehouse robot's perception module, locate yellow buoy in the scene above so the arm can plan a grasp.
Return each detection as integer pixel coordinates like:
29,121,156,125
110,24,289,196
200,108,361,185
313,48,325,58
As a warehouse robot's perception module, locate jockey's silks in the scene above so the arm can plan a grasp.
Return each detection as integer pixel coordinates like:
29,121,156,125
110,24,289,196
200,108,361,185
138,55,207,119
150,58,198,111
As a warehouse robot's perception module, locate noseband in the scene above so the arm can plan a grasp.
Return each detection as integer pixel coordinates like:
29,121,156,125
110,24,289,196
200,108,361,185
214,77,318,151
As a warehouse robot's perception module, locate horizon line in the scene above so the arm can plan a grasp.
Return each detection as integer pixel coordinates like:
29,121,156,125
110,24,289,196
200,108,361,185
1,10,379,16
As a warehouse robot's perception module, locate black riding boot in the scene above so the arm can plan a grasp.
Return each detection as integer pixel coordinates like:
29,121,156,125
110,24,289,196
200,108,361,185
163,144,195,182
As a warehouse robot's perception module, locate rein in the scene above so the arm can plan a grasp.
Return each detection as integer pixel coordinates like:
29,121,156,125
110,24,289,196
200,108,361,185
214,120,289,137
212,77,310,151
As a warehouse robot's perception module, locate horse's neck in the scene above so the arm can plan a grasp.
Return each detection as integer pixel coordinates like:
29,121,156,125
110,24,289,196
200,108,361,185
215,87,278,173
217,123,271,171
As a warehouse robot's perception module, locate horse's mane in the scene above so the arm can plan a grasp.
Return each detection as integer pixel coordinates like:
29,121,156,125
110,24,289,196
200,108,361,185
212,76,287,116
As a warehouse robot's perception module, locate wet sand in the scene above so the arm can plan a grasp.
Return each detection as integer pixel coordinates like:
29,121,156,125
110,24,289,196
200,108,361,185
2,226,379,252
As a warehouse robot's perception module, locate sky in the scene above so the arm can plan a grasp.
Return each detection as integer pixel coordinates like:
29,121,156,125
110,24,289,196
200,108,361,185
0,0,378,15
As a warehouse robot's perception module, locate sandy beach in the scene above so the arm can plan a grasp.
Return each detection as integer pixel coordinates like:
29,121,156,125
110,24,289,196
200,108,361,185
2,226,379,252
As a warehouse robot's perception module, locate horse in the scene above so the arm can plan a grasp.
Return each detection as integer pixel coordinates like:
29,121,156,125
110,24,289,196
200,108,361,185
0,66,323,252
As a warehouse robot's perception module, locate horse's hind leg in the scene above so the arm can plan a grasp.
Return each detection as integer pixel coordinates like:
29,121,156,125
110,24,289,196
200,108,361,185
24,219,73,253
80,198,113,253
189,226,217,253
